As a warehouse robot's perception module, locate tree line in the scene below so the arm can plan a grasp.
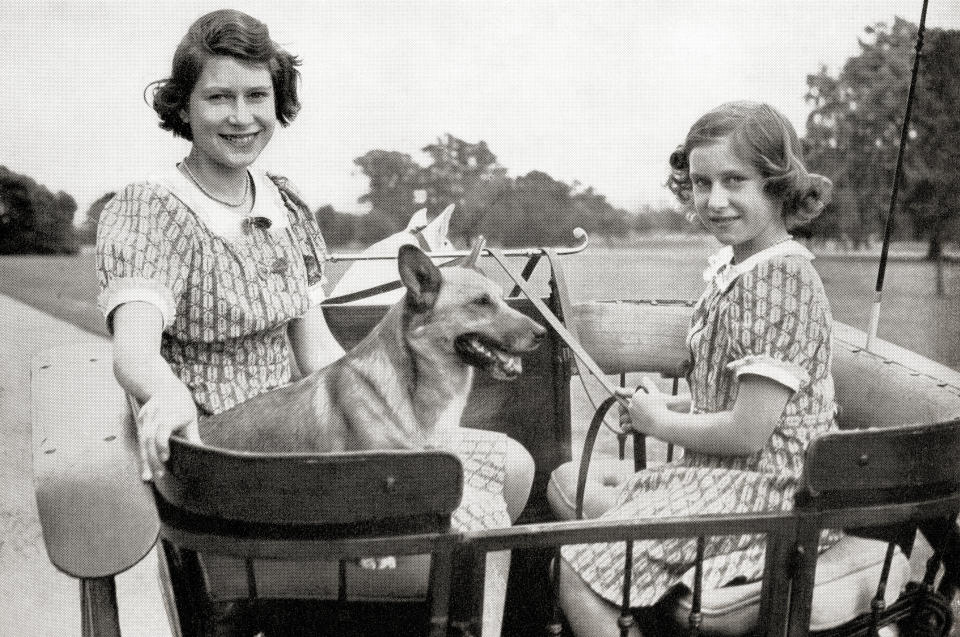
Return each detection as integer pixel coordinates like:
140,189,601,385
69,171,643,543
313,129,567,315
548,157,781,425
804,18,960,258
317,136,685,248
3,18,957,254
0,166,78,254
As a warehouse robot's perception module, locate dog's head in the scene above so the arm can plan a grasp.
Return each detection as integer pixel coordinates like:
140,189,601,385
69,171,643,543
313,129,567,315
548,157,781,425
398,244,546,380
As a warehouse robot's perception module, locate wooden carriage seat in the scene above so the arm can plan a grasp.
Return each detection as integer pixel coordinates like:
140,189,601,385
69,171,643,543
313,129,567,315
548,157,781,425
548,311,960,635
154,438,463,637
548,461,912,635
33,342,527,636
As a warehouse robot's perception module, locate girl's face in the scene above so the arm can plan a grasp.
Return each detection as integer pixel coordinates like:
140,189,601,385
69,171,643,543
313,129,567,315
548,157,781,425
688,136,788,262
181,55,276,173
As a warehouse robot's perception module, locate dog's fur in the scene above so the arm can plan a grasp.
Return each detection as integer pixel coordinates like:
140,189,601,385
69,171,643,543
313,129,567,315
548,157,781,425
199,244,545,453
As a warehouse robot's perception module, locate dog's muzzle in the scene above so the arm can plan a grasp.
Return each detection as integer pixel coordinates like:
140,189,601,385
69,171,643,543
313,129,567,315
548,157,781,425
455,333,531,380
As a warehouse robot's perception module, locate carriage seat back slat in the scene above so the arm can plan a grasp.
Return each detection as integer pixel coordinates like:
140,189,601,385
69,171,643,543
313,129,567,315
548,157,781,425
155,438,463,529
800,419,960,509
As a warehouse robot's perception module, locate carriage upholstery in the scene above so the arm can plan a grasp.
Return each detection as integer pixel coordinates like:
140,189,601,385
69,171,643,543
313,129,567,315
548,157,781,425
547,307,960,636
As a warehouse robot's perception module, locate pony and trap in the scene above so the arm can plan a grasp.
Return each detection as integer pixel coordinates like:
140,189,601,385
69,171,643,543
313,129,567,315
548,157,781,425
30,2,960,630
31,228,960,637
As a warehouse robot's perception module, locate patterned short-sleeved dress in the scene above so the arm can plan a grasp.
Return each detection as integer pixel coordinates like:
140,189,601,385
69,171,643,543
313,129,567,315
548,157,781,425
96,165,511,533
561,240,841,608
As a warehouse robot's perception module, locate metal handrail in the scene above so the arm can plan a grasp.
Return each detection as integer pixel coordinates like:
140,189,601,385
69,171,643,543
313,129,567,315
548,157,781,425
325,227,589,262
464,492,960,554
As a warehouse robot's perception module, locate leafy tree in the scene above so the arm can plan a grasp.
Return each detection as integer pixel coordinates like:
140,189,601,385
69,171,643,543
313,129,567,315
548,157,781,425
78,192,116,245
908,26,960,260
805,18,960,256
354,150,422,228
631,204,696,235
314,204,358,247
0,166,77,254
421,134,498,209
357,210,401,245
354,134,633,247
508,171,583,246
421,135,509,245
571,186,630,239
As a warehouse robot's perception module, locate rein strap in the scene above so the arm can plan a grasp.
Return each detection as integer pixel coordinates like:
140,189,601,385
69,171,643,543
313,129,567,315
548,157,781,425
486,248,627,406
321,255,464,305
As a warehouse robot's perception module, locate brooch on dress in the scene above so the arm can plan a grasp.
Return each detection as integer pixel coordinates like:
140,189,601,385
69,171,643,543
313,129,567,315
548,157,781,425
242,216,273,235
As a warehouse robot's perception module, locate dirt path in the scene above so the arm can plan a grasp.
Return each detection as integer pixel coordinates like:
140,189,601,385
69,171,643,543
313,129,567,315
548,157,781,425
0,295,169,636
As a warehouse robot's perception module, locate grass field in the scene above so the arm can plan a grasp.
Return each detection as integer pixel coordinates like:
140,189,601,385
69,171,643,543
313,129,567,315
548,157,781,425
1,237,958,369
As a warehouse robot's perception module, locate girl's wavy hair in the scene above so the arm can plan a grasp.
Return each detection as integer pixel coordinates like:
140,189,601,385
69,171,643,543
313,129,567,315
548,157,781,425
667,101,832,229
147,9,301,140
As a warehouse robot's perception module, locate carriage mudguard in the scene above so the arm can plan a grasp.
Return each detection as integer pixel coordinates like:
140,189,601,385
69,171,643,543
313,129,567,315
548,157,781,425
32,343,159,578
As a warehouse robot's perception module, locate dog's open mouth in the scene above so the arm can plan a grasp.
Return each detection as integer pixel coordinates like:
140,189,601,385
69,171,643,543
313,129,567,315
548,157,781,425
455,334,524,380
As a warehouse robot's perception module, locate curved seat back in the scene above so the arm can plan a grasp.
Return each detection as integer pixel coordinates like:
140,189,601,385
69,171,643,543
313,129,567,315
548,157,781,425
152,439,465,637
571,298,960,432
800,418,960,511
154,438,464,547
831,323,960,432
783,418,960,637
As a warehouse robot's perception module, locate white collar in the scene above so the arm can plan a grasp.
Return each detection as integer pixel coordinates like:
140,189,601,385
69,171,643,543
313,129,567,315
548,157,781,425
703,239,814,292
148,165,289,240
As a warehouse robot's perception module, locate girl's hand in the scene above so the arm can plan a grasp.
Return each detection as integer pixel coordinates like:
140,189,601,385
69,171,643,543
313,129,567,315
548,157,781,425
136,380,200,481
615,377,671,436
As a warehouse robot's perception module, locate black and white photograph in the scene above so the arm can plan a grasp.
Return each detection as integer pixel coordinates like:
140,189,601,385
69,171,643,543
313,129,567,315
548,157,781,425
2,2,960,635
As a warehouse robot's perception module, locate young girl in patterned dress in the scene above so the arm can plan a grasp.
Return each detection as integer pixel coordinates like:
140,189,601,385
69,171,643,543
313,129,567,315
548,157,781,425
554,101,838,636
97,9,532,634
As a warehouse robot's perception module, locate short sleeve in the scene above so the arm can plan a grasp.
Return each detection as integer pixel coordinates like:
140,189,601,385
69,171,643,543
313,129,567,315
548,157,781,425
96,183,194,332
269,174,329,307
725,257,830,393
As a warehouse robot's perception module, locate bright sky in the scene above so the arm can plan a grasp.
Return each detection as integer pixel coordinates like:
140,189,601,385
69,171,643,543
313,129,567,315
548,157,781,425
2,0,958,221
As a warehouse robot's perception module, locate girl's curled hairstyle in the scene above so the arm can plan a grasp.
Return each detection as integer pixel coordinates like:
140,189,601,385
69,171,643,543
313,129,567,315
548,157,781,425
149,9,301,140
667,101,832,229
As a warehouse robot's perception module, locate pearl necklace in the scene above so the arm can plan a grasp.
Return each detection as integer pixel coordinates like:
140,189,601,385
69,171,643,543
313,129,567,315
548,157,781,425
180,160,250,208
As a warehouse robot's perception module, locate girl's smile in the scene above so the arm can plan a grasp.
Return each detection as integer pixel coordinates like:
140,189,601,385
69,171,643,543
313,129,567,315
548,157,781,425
221,132,260,146
688,136,790,262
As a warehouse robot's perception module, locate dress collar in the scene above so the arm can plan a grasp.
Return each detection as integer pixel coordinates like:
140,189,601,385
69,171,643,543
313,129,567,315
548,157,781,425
148,165,290,240
702,239,814,292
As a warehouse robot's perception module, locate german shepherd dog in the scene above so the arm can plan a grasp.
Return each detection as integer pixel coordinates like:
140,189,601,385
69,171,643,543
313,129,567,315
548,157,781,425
199,243,546,453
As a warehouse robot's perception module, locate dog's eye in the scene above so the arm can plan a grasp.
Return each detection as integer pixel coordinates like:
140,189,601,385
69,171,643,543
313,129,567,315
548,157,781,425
474,294,493,307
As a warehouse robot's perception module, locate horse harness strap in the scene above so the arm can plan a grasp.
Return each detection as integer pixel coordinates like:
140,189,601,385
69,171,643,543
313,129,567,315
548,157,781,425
411,226,432,252
486,248,626,406
321,254,465,305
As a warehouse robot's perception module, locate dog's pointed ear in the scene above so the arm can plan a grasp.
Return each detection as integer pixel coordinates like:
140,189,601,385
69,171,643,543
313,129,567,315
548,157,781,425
398,244,442,311
406,207,429,232
464,236,486,271
435,204,455,238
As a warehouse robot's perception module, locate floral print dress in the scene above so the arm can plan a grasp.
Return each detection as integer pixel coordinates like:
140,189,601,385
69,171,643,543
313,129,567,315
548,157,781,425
561,240,841,607
96,166,510,534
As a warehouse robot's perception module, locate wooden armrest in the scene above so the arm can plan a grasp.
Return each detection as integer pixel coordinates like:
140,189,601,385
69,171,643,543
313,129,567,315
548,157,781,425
32,343,159,578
